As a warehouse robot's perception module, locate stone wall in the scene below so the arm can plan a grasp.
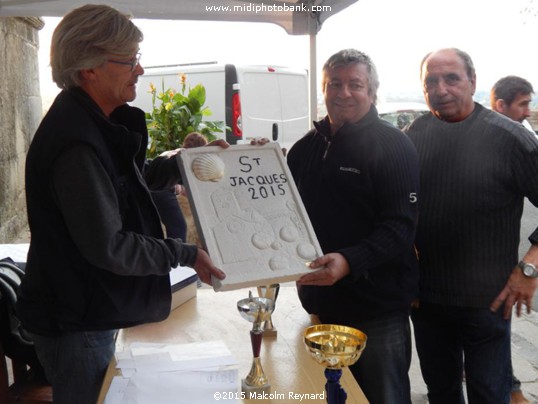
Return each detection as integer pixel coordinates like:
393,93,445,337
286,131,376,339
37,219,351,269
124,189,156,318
0,17,43,243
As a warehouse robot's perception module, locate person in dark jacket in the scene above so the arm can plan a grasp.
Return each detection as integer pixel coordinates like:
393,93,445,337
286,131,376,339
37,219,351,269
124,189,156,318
288,49,420,404
17,5,226,403
151,132,209,241
491,75,534,404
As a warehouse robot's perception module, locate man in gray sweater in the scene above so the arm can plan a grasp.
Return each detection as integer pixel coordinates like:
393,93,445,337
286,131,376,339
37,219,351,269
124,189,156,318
407,48,538,403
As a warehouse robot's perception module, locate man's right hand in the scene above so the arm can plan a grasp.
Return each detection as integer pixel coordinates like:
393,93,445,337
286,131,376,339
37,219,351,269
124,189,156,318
192,248,226,286
206,139,230,149
297,253,350,286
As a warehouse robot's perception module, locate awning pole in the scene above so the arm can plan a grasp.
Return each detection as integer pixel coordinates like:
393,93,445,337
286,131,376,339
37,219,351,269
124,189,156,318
309,32,317,127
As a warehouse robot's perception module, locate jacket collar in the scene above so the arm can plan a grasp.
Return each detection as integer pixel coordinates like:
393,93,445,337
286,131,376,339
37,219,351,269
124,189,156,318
65,87,146,168
314,103,379,140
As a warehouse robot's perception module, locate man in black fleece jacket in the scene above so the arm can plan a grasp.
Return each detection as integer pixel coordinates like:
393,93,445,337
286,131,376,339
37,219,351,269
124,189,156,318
407,48,538,404
287,49,420,404
18,5,227,403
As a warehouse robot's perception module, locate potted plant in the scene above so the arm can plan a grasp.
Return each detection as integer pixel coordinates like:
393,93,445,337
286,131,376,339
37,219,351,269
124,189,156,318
145,73,227,158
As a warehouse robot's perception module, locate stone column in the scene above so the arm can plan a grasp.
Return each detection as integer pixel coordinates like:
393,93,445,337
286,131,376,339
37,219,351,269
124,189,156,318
0,17,44,243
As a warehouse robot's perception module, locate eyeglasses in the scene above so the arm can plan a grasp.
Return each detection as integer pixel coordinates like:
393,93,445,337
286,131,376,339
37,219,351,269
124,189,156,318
108,53,141,72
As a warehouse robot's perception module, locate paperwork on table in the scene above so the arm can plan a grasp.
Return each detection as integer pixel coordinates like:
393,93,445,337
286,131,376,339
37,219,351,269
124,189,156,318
104,340,239,404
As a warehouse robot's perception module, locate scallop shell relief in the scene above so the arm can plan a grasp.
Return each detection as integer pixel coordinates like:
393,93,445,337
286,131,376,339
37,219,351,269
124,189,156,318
192,153,225,182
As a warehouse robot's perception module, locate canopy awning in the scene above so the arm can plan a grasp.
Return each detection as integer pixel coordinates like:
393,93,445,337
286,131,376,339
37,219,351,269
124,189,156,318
0,0,357,35
0,0,358,122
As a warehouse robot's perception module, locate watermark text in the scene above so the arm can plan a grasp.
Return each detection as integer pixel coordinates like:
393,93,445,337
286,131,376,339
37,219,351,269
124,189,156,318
213,390,326,401
205,3,332,14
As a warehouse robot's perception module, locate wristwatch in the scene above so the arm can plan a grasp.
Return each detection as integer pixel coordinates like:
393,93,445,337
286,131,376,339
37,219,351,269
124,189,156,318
518,261,538,278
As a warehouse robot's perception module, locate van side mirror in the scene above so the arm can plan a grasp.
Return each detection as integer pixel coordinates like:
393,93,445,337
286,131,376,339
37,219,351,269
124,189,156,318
272,123,278,141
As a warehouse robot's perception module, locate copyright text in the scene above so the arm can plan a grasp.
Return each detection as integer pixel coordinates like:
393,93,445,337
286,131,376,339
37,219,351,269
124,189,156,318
213,390,326,401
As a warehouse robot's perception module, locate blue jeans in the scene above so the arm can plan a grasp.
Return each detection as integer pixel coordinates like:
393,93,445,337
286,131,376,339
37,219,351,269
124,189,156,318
30,330,117,404
411,302,511,404
320,312,412,404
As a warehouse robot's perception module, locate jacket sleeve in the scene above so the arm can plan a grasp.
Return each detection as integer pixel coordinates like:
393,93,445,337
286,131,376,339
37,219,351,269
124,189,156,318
144,155,182,191
51,144,197,276
110,104,182,191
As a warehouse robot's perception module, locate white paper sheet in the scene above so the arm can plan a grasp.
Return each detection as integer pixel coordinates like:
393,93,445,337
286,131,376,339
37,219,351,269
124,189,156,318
169,266,196,287
0,243,29,262
105,340,239,404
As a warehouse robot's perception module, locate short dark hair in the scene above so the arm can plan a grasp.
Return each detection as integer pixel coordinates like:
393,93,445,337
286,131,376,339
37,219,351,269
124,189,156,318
322,49,380,103
490,75,534,108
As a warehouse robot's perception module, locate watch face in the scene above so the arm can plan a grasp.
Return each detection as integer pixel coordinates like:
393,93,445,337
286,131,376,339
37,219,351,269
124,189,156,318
524,266,533,276
519,261,538,278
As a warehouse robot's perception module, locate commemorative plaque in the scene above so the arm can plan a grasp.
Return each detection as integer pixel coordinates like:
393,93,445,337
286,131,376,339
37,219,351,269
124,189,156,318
177,143,321,291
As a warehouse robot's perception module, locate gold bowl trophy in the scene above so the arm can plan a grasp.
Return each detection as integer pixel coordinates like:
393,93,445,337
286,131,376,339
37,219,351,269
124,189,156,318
237,291,275,394
256,284,280,337
304,324,367,404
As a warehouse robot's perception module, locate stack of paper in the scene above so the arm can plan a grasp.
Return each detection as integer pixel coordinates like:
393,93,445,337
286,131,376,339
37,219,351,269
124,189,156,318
105,340,239,404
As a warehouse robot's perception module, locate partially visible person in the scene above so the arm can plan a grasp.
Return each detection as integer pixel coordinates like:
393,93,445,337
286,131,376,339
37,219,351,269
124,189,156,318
152,132,210,240
16,5,226,403
491,74,535,404
407,48,538,403
183,131,208,148
289,49,420,403
151,185,188,239
491,75,534,127
177,132,208,202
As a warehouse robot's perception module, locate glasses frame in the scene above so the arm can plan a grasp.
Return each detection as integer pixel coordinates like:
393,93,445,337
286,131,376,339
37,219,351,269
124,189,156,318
108,53,141,72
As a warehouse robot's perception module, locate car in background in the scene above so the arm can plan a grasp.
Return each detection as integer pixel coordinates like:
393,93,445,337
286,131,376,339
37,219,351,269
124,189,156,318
377,102,429,129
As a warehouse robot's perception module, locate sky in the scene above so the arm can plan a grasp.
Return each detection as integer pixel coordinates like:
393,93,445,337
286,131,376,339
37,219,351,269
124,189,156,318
38,0,538,109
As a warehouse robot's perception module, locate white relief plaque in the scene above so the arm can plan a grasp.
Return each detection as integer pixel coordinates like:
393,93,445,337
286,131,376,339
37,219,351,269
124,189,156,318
176,143,321,291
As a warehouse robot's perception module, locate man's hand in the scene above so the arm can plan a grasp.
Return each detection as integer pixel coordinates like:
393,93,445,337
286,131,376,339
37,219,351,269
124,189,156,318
160,139,229,159
159,148,181,158
490,265,537,319
206,139,230,149
192,248,226,286
249,137,270,146
297,253,350,286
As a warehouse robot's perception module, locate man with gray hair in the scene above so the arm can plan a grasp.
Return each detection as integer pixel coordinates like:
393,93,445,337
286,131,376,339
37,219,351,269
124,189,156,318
408,48,538,403
288,48,420,403
17,5,228,403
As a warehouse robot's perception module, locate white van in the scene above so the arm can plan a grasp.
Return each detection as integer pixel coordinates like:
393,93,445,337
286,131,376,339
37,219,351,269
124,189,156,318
132,63,310,151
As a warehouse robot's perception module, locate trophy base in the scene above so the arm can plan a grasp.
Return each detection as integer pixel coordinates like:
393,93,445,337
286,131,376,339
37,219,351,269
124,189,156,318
241,379,270,394
262,329,277,338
